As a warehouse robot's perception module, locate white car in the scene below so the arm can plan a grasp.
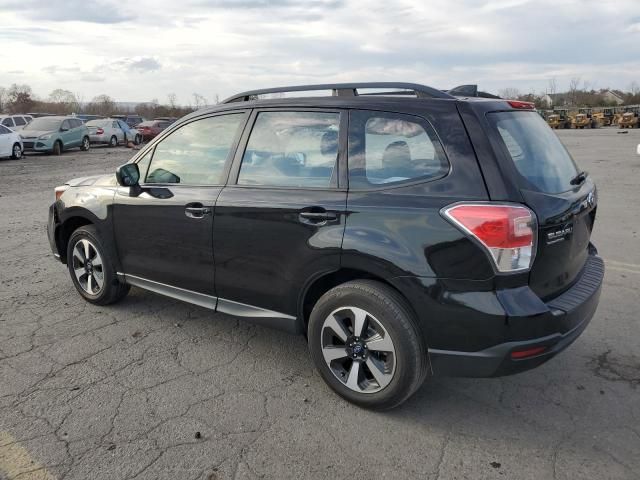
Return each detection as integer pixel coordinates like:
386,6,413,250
86,118,126,147
0,124,23,159
0,115,31,131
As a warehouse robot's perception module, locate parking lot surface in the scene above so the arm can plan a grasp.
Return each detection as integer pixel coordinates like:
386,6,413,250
1,132,639,480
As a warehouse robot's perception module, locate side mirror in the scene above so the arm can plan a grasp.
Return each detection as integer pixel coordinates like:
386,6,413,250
116,163,140,187
60,126,69,132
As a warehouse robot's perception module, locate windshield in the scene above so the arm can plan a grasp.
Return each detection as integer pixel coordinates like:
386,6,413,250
23,117,62,131
488,111,579,193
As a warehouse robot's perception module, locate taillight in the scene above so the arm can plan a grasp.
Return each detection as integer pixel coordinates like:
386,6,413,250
507,100,535,109
54,185,68,201
96,128,104,134
441,203,537,272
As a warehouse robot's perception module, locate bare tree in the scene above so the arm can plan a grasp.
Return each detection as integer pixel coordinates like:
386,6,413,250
0,86,7,112
568,77,581,106
192,93,207,108
48,89,81,114
86,94,116,116
7,84,34,113
498,87,522,99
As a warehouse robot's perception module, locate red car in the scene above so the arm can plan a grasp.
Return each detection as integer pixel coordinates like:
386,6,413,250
136,120,171,141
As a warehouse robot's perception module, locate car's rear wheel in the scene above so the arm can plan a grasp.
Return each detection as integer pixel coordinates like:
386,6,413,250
109,135,117,147
66,225,130,305
308,280,427,410
80,136,90,151
11,143,22,159
52,140,62,156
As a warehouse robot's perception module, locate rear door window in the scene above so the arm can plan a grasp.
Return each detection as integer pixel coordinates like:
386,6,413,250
237,111,340,188
488,111,579,193
348,110,449,189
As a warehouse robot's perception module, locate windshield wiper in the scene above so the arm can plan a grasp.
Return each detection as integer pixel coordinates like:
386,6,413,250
570,171,588,186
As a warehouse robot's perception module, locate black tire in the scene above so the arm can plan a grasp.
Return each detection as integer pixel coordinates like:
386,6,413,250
66,225,130,305
135,134,142,145
80,136,90,151
308,280,427,410
11,142,22,159
109,135,117,147
52,140,62,156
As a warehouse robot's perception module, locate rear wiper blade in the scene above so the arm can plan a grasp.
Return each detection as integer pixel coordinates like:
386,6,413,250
570,171,588,185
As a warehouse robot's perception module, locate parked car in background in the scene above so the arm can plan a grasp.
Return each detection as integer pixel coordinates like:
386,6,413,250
0,124,23,159
86,119,125,147
153,116,178,124
0,115,31,131
136,119,170,141
76,114,102,123
20,116,90,155
113,114,144,128
115,119,142,145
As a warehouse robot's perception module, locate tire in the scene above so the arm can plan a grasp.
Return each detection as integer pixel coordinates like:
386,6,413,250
66,225,130,305
52,140,62,156
80,136,90,151
307,280,427,410
135,134,142,145
11,143,22,159
109,135,117,147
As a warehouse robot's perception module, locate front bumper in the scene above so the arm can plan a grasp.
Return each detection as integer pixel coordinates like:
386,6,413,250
47,203,62,260
21,139,52,152
428,252,604,377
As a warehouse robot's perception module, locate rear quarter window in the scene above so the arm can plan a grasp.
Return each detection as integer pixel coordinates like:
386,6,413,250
488,111,579,194
348,110,449,189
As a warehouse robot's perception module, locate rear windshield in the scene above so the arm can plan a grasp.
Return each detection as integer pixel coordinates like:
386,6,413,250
488,111,579,193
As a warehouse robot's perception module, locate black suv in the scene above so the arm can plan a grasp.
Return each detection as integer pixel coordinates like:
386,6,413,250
47,83,603,409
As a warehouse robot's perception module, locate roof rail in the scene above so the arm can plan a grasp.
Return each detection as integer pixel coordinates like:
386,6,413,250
447,84,501,99
221,82,455,104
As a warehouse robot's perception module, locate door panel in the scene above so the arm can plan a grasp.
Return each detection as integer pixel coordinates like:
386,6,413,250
112,111,249,297
213,109,348,318
113,186,219,295
214,187,346,316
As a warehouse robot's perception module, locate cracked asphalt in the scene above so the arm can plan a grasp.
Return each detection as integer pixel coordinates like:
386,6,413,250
1,130,639,480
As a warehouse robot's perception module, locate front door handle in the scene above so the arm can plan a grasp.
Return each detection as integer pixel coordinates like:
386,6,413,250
185,203,212,219
299,208,338,225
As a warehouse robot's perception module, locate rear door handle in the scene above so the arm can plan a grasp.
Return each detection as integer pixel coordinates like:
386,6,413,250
299,208,338,225
185,203,212,219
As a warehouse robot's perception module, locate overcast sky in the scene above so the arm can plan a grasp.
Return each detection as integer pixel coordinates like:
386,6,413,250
2,0,639,104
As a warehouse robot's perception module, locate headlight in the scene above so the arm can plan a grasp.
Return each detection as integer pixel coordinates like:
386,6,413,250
39,134,52,140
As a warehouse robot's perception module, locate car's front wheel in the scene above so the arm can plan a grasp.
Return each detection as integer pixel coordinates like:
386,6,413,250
109,135,117,147
66,225,130,305
11,143,22,159
308,280,427,410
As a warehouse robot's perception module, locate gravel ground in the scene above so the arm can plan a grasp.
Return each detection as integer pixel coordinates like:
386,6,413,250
1,131,639,480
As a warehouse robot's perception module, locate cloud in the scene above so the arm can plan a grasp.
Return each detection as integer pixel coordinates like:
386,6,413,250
4,0,135,23
1,0,640,103
127,57,162,73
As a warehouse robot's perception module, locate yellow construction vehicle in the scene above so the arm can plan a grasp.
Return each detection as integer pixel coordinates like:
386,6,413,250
618,106,640,129
573,108,600,129
593,107,615,127
547,108,572,129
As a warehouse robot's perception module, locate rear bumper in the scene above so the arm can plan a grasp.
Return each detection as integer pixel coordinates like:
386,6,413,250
428,252,604,377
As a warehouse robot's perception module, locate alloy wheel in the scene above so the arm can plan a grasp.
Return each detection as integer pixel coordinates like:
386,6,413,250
321,306,396,394
71,238,104,295
13,144,22,159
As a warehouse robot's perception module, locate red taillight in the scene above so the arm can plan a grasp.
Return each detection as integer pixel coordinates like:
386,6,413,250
442,203,536,272
507,100,535,110
96,128,104,135
511,346,546,359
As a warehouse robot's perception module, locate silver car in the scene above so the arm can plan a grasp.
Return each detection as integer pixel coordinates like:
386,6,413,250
0,115,31,131
86,119,125,147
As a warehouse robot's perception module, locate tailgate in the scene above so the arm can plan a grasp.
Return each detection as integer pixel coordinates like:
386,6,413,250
486,110,598,299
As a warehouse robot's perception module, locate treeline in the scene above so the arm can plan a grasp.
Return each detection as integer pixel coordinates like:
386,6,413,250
0,84,208,118
499,79,640,109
